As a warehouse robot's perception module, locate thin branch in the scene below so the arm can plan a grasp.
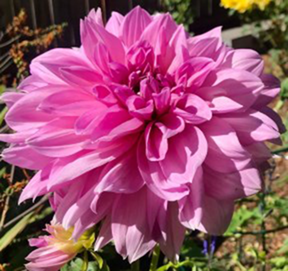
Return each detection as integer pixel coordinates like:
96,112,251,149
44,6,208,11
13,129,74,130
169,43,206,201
1,194,50,231
272,146,288,154
0,51,10,63
233,225,288,236
0,59,14,75
0,165,15,230
0,35,21,49
0,55,13,70
0,196,10,230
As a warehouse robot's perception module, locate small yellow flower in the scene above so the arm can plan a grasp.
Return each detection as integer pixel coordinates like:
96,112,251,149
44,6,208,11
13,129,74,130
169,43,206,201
221,0,271,12
47,224,95,254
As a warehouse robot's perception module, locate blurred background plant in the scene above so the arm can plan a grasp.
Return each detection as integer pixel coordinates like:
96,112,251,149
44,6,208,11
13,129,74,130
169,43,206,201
0,9,66,87
161,0,195,31
0,1,287,271
221,0,288,108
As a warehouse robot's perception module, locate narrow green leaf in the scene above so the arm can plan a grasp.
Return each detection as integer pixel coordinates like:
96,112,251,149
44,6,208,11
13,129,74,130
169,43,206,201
0,212,34,251
0,106,8,126
90,252,104,269
156,263,172,271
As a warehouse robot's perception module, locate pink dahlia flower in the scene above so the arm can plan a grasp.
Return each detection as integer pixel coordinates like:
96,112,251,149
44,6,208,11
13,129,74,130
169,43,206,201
25,224,94,271
0,6,284,262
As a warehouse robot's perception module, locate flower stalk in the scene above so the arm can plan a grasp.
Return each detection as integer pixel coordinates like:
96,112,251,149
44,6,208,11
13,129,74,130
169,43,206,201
149,246,160,271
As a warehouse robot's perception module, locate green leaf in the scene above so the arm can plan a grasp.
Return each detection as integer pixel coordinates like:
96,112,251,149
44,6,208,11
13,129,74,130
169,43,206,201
224,206,257,236
156,263,173,271
270,257,288,268
61,258,99,271
0,212,34,252
280,78,288,99
90,252,104,269
0,85,6,95
0,167,6,178
277,238,288,254
0,106,8,127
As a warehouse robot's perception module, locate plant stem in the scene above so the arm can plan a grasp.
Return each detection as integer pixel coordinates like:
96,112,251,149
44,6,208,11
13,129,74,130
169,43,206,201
131,260,140,271
149,246,160,271
0,165,15,230
82,250,89,271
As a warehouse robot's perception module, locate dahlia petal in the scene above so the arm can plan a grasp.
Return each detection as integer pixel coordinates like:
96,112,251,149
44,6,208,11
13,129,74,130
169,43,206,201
97,148,144,194
174,94,212,124
93,84,118,105
54,178,88,223
145,122,168,162
126,95,154,120
120,6,152,48
30,48,91,85
260,106,286,134
29,237,48,248
94,118,144,143
106,12,124,36
0,130,36,144
152,87,171,115
198,69,264,111
187,27,225,63
81,19,125,65
63,190,112,234
253,74,280,108
200,117,251,173
0,92,25,108
72,209,101,239
94,216,113,251
113,85,134,105
18,75,48,92
175,57,215,91
39,90,100,116
203,166,262,201
208,93,243,113
157,113,185,138
90,106,143,142
137,136,189,201
26,246,62,260
245,142,271,164
196,195,234,235
27,118,86,157
49,135,137,185
222,49,264,76
222,110,280,145
167,25,189,74
153,27,175,73
74,107,107,135
19,162,53,203
160,125,208,184
2,145,53,171
111,189,156,262
86,8,103,26
141,13,177,48
178,167,203,230
59,66,103,87
159,202,186,261
5,91,55,131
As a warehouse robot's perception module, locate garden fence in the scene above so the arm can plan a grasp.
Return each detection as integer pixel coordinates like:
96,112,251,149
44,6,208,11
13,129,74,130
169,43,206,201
0,0,238,47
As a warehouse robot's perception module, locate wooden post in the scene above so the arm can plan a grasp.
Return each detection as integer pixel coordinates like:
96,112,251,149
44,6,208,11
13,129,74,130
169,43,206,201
30,0,37,29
